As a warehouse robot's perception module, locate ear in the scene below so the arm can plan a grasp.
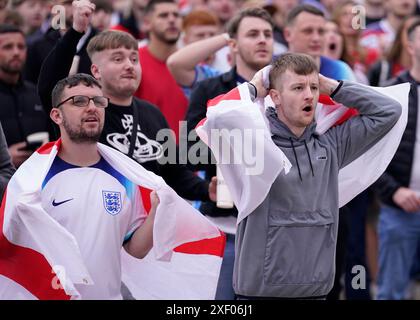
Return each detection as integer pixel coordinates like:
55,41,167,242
283,27,292,45
142,15,152,32
50,108,63,125
228,37,238,54
269,88,282,106
91,63,100,80
407,40,414,57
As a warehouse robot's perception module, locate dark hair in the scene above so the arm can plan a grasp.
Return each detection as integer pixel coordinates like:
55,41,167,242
145,0,176,15
286,4,325,26
92,0,113,14
0,23,24,35
226,7,274,39
10,0,48,8
407,17,420,41
269,53,318,89
52,73,102,108
87,30,138,58
384,16,418,64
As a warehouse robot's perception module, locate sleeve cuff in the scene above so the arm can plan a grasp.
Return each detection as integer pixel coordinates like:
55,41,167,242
330,80,344,99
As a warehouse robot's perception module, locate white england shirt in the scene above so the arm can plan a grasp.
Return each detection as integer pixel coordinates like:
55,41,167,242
41,156,146,299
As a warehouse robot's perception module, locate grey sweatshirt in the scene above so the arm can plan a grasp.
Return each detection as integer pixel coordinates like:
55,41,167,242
233,81,401,298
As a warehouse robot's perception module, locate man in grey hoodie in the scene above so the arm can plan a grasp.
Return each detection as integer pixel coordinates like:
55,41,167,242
233,53,402,299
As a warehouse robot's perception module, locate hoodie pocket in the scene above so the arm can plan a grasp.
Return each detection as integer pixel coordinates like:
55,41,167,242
263,210,335,286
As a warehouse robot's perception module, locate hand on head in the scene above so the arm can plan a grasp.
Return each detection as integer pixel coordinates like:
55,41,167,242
250,65,272,98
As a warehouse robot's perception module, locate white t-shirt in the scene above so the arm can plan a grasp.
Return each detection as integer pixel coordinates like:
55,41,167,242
41,156,146,299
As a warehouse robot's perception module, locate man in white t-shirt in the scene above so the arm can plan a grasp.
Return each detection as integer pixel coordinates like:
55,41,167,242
43,73,158,299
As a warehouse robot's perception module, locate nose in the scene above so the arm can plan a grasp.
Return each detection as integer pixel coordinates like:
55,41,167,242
123,57,135,70
257,32,267,44
168,12,177,23
303,86,314,101
12,45,22,56
86,99,98,111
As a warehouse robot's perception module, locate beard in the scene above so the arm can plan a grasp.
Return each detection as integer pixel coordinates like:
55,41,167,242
62,117,103,143
152,29,180,45
238,48,272,72
0,60,24,74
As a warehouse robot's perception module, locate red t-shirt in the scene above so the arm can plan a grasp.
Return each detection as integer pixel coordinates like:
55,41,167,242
135,46,188,141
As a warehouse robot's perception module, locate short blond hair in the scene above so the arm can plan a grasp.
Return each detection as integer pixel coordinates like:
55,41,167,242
269,53,318,89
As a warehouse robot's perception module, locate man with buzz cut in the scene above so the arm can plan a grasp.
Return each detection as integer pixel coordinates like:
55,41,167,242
232,52,401,299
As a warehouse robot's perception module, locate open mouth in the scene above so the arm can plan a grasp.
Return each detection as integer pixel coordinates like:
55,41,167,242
303,106,312,112
329,43,336,51
84,117,99,123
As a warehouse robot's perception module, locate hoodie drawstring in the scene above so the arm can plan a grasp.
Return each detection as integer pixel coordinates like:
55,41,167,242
289,138,315,181
304,140,315,177
289,138,302,181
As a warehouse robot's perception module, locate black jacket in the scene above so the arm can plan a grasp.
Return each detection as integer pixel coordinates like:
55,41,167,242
367,60,394,87
186,68,239,217
37,27,210,202
0,122,15,200
0,78,48,146
374,70,418,208
25,27,97,85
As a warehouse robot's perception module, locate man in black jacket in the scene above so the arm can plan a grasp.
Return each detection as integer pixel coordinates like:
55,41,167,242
185,7,274,299
0,122,15,200
374,18,420,300
0,24,49,167
38,0,215,203
24,0,97,85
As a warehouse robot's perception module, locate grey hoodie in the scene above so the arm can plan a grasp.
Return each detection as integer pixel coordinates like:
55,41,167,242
233,81,401,298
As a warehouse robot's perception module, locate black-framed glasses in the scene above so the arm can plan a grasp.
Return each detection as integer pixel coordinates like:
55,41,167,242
56,95,109,108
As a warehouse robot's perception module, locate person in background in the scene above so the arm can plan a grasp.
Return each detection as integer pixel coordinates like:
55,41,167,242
91,0,113,32
110,0,149,40
284,4,356,81
368,16,416,87
364,0,386,26
134,0,187,140
332,0,380,84
9,0,50,38
0,122,15,201
185,7,274,300
374,18,420,300
0,24,49,168
167,10,223,99
323,20,343,60
361,0,416,56
24,0,98,84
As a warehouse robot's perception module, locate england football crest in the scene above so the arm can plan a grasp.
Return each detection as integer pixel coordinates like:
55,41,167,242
102,191,122,215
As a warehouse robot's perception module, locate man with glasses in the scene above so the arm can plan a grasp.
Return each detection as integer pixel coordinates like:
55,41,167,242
38,0,216,204
41,72,158,299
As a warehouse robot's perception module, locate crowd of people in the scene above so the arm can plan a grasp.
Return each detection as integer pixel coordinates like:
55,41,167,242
0,0,419,300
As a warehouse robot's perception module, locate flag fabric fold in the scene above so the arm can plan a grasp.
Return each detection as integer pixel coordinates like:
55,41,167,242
196,84,292,225
0,140,224,300
196,82,409,225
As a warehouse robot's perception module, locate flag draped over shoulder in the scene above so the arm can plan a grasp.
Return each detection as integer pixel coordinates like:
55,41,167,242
0,140,224,300
196,82,410,225
196,84,292,225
